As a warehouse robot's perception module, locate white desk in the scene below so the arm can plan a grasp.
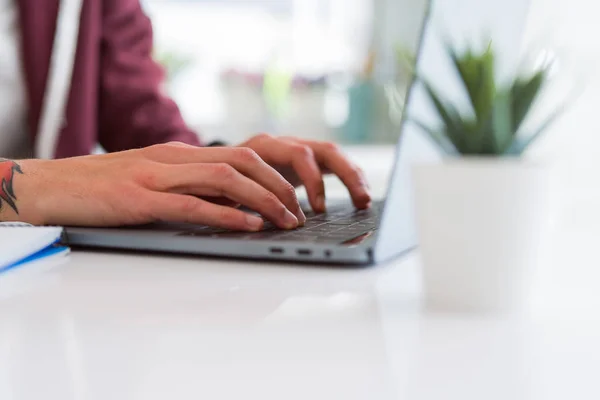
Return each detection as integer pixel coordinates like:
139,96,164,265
1,147,600,400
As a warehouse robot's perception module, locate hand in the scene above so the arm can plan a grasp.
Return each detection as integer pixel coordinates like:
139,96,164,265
239,134,371,213
2,143,306,230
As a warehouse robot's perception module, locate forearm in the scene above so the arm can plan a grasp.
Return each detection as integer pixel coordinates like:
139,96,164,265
0,144,306,230
0,158,34,223
0,136,369,229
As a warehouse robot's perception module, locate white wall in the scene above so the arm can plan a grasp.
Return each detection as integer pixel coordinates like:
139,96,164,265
522,0,600,226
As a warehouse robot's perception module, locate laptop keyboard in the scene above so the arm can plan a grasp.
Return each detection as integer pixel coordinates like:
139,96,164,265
178,201,384,244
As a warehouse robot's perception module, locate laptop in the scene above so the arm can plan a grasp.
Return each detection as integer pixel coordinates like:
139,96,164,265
64,0,531,265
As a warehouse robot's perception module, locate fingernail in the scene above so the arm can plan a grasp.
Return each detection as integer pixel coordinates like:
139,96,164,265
246,215,264,231
317,194,326,212
360,185,371,198
283,210,299,229
296,208,306,226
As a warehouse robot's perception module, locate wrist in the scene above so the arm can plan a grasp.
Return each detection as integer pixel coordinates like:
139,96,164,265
0,159,47,226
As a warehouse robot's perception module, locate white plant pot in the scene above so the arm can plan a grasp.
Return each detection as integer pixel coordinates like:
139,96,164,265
412,158,551,314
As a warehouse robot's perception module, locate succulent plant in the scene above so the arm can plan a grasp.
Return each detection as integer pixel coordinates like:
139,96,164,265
412,42,563,156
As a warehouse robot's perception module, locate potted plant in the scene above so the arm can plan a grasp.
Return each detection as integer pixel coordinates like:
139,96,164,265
411,42,563,314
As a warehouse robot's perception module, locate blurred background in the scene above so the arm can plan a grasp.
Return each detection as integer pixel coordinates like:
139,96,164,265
142,0,428,145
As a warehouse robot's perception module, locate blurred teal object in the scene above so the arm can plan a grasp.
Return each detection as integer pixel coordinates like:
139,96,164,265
340,80,375,144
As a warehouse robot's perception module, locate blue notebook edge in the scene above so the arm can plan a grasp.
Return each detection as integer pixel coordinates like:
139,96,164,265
0,241,70,274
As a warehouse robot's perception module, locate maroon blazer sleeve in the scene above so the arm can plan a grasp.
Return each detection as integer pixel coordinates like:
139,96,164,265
97,0,202,151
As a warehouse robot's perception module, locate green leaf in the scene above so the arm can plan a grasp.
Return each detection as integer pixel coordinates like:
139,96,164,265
447,45,479,111
511,69,547,133
506,102,567,155
414,40,559,157
420,80,467,150
420,80,458,127
491,90,514,154
473,46,496,120
457,118,485,154
446,42,495,120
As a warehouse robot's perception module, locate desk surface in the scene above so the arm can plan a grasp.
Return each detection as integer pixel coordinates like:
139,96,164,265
1,147,600,400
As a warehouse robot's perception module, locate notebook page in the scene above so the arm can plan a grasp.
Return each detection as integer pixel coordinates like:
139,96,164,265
0,227,64,269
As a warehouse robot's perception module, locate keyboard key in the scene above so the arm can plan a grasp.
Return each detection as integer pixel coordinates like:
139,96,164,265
311,215,346,223
347,222,377,230
305,228,342,235
302,220,327,228
327,217,364,225
360,217,379,225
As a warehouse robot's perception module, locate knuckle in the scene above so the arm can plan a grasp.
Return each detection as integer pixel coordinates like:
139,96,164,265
164,141,191,149
158,196,201,224
282,182,298,201
256,132,273,141
142,142,187,158
211,163,236,180
293,144,314,159
322,141,341,152
132,163,160,188
263,191,280,205
155,142,177,150
235,147,261,163
352,165,364,176
140,144,162,157
263,192,285,211
178,196,200,215
216,207,241,226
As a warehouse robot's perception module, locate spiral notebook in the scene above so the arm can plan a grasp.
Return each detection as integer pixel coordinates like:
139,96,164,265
0,226,70,273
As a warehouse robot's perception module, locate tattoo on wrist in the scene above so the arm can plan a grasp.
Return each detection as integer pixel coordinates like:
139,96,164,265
0,159,23,214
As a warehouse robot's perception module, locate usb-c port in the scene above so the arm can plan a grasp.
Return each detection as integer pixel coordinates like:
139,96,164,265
270,247,284,254
297,249,312,256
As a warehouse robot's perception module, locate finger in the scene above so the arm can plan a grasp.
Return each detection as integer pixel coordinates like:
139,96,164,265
202,197,241,208
222,148,306,224
254,137,326,213
305,141,371,209
145,192,264,231
141,144,305,224
150,163,299,230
